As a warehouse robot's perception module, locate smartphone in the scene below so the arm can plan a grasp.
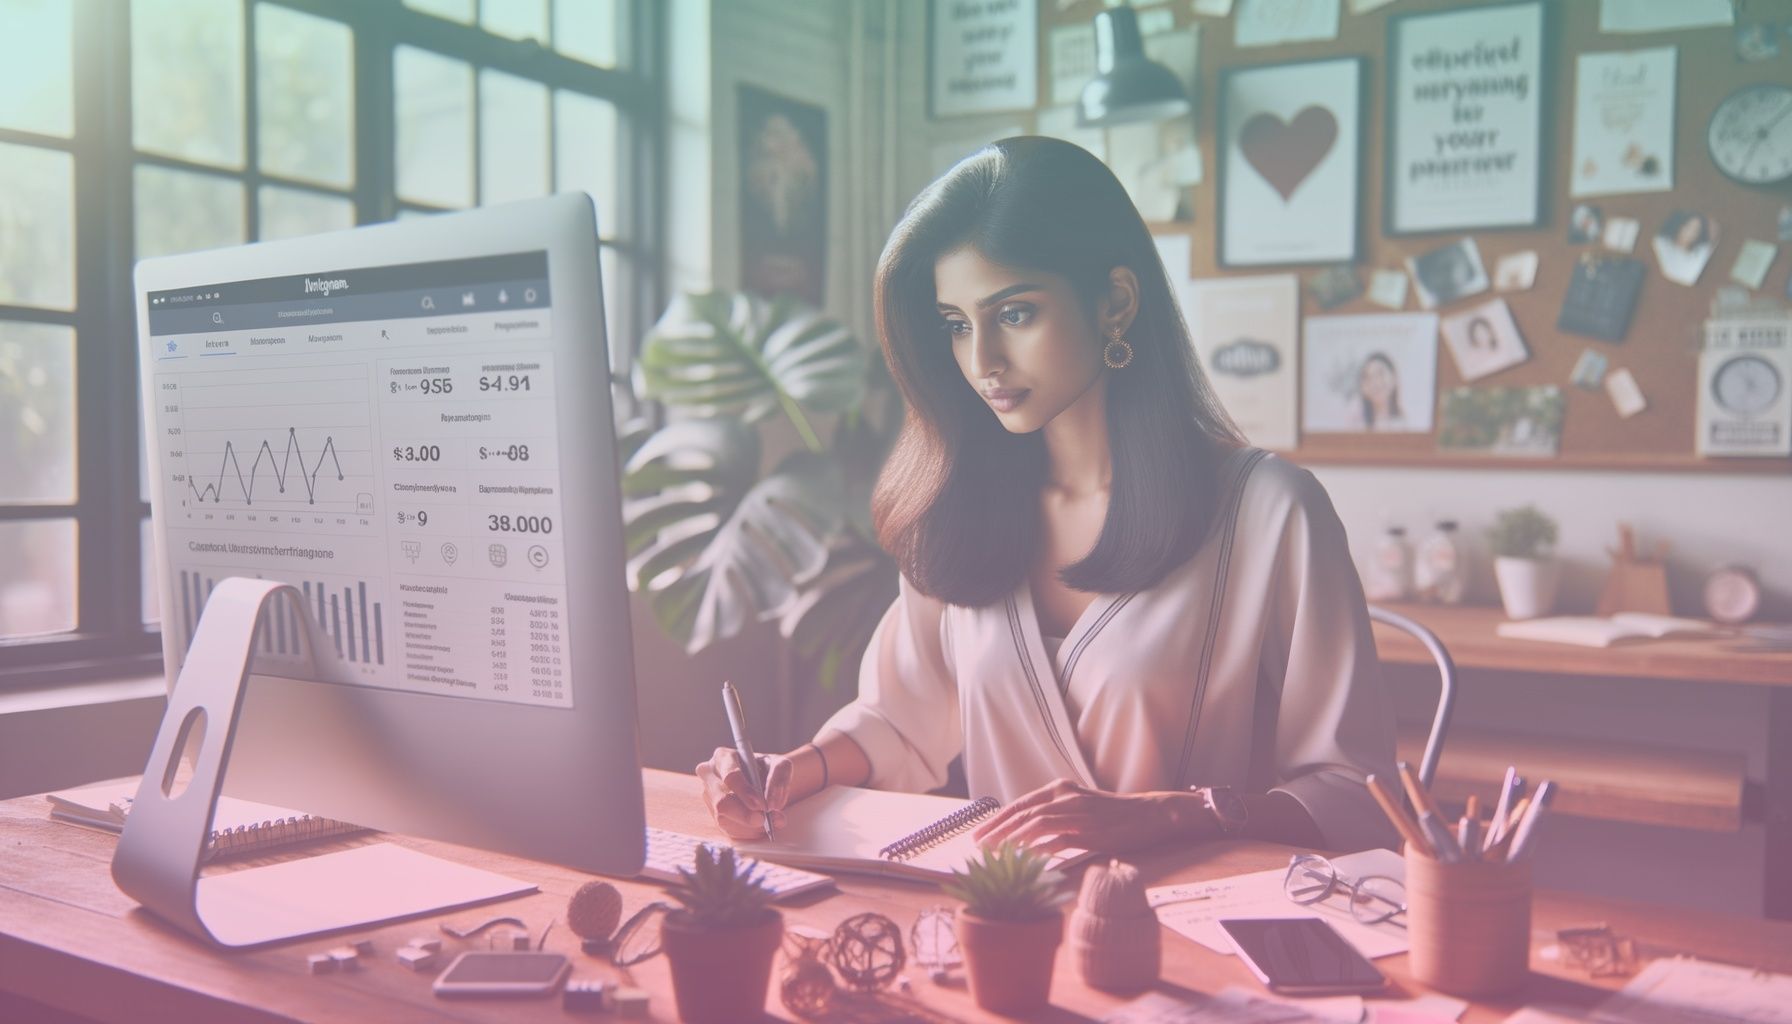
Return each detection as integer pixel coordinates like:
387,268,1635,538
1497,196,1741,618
431,952,570,998
1219,918,1386,996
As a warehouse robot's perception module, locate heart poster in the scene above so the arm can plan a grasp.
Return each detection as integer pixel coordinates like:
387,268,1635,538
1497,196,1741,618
1219,57,1363,267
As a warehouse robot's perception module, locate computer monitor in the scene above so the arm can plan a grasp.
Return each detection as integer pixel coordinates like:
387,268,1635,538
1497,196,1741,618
134,194,645,878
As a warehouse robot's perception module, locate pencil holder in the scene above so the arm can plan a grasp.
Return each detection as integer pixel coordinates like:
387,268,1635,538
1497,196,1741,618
1404,844,1532,997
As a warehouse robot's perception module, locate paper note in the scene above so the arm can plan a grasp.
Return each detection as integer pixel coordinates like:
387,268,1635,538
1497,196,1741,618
1193,0,1236,16
1235,0,1339,47
1494,250,1539,291
1221,987,1362,1023
1369,994,1468,1023
1050,24,1097,106
1594,958,1792,1023
1369,268,1409,309
1147,847,1408,959
1599,0,1732,33
1571,348,1609,391
1606,367,1647,418
1603,217,1640,252
1731,240,1778,290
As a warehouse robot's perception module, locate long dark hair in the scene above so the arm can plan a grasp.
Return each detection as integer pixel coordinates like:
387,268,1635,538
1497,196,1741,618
870,137,1243,608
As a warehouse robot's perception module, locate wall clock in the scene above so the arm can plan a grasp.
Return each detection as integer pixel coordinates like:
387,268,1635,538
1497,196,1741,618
1707,83,1792,185
1711,353,1783,416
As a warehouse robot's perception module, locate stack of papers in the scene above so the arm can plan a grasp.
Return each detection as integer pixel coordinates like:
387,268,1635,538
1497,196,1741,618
1146,848,1408,959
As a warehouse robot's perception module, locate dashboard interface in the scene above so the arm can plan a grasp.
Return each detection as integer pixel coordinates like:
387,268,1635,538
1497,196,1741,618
146,252,574,709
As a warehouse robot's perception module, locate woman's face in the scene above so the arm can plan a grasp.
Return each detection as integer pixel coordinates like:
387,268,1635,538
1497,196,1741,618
1359,358,1396,404
934,245,1107,434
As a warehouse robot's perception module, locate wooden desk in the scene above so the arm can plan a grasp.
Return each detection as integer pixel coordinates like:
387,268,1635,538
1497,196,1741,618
5,770,1792,1024
1371,602,1792,921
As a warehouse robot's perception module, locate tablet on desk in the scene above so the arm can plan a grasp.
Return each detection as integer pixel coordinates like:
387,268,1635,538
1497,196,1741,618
432,952,569,998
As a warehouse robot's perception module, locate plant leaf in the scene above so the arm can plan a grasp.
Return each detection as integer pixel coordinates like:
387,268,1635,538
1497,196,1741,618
779,535,898,689
625,420,846,654
639,290,868,424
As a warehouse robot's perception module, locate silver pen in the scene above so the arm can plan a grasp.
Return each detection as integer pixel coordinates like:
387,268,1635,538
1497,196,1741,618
721,680,774,840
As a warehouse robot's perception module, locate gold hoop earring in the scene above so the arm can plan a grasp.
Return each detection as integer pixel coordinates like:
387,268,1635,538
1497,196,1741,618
1102,327,1134,370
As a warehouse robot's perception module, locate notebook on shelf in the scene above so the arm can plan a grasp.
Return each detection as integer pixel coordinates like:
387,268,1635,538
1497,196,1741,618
1495,612,1728,648
734,785,1094,883
46,780,367,862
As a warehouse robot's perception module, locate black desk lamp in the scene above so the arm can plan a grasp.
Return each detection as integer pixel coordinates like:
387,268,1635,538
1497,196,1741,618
1077,3,1192,126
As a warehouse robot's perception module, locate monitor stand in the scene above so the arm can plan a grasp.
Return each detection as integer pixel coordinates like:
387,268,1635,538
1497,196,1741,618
112,577,534,949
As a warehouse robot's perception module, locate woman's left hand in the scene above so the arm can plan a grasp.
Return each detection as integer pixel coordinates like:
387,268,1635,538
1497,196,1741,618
972,779,1205,855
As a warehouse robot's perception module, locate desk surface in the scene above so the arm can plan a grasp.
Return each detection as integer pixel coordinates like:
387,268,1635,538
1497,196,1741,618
5,770,1791,1024
1370,602,1792,687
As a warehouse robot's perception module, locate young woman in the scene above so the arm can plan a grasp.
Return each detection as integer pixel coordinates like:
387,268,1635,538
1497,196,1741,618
698,137,1396,855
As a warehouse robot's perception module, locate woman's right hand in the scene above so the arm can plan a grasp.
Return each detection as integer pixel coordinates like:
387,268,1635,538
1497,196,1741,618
696,747,795,839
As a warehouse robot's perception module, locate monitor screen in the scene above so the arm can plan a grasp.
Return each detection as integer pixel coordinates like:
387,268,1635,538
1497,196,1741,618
144,251,573,710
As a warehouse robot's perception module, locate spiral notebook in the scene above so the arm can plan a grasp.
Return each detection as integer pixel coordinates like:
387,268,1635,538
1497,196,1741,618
734,785,1093,883
46,780,366,862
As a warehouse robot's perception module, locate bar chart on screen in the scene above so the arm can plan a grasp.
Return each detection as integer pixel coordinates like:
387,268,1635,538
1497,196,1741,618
174,568,388,671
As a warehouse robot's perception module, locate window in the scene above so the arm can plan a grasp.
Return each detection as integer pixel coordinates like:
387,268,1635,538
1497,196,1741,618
0,0,660,683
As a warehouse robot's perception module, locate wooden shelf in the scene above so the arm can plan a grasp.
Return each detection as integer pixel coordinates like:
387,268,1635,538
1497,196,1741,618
1371,602,1792,688
1398,724,1746,832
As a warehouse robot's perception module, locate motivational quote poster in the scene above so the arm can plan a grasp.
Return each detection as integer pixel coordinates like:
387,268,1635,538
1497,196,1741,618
1386,1,1546,234
930,0,1038,118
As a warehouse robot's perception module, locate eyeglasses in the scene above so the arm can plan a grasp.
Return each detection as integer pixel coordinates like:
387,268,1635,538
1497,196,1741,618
1282,853,1406,926
605,901,671,967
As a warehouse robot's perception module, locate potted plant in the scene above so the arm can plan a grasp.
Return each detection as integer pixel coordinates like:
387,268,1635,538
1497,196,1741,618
1487,505,1560,620
943,842,1069,1016
623,291,900,702
660,845,784,1023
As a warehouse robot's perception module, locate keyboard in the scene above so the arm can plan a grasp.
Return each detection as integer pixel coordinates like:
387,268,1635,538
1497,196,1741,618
639,827,836,901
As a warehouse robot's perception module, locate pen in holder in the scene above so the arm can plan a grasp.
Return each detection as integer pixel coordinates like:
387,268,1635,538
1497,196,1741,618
1404,842,1532,997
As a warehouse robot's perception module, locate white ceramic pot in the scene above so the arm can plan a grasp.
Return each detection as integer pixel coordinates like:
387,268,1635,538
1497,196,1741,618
1494,556,1560,620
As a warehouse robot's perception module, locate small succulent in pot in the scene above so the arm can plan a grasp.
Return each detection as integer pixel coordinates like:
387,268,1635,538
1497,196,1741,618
944,842,1070,1014
661,845,784,1023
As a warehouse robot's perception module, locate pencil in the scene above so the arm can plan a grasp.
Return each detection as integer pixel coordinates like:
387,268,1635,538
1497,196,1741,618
1367,773,1432,854
1398,761,1446,823
1488,795,1532,858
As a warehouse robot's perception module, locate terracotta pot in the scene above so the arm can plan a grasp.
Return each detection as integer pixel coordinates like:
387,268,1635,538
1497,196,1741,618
956,909,1063,1016
661,908,783,1023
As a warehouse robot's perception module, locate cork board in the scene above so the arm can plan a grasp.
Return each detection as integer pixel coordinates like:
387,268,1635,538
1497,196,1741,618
1028,0,1792,472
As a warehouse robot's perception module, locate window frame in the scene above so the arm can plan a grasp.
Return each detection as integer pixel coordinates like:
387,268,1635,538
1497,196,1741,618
0,0,664,688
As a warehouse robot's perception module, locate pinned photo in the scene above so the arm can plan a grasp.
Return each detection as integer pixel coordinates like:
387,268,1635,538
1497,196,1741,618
1735,23,1781,62
1606,367,1648,419
1568,203,1604,245
1406,238,1489,309
1730,240,1778,291
1301,313,1438,434
1652,210,1719,286
1440,298,1531,383
1306,265,1363,310
1368,268,1409,309
1494,251,1539,291
1438,385,1566,457
1603,217,1640,253
1571,348,1610,391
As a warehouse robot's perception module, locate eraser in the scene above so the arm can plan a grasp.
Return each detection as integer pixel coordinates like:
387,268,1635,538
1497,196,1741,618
614,986,650,1019
508,930,534,951
396,946,440,972
307,953,336,975
349,938,375,956
564,978,609,1013
328,946,362,970
407,937,442,954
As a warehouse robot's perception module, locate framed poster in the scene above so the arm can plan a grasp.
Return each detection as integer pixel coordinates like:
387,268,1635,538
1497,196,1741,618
929,0,1038,118
1570,47,1676,198
1186,274,1300,450
738,84,827,307
1219,57,1364,267
1385,0,1549,235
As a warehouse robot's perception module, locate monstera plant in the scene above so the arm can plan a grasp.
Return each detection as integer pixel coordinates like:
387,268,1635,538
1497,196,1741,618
622,290,899,688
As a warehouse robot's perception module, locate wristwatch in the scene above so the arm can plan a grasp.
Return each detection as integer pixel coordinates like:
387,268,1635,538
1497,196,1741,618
1194,786,1248,837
